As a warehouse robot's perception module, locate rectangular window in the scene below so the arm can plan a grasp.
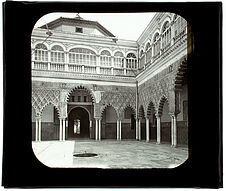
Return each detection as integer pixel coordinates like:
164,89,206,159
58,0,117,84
84,96,87,102
78,96,81,102
71,96,74,102
76,27,83,33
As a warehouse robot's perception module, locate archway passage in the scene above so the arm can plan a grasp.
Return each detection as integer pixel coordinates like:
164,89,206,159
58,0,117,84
159,98,171,143
147,102,157,141
138,105,146,140
122,107,136,139
101,106,117,139
68,107,90,139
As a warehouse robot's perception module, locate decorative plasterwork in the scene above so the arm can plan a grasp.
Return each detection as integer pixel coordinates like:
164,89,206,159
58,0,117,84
32,88,60,117
99,89,136,119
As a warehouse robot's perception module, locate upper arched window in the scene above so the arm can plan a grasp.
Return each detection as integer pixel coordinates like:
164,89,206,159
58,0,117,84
100,50,111,67
153,33,161,57
69,48,96,65
34,43,48,62
114,51,123,57
126,53,137,69
145,42,151,51
173,15,187,38
153,33,160,42
145,42,152,64
35,44,47,50
162,21,170,33
51,45,65,63
161,21,171,50
114,51,124,68
127,53,136,58
51,45,64,51
140,50,144,57
140,50,145,68
69,48,96,54
100,50,111,56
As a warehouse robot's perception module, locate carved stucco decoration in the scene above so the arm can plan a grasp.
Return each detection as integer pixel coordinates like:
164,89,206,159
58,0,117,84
32,88,60,117
99,89,136,119
138,74,173,117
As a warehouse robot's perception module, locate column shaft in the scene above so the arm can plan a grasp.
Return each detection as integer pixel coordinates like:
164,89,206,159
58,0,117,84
119,120,122,140
116,120,119,140
59,119,62,141
171,115,177,147
138,119,141,141
146,118,150,142
95,119,98,140
38,119,42,141
62,119,66,141
136,119,139,140
157,116,161,144
35,119,38,142
98,119,101,141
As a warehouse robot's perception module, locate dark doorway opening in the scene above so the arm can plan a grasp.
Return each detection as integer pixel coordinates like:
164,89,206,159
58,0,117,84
68,107,90,139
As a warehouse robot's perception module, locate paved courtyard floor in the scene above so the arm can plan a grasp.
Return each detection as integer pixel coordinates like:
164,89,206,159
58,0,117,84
32,140,188,169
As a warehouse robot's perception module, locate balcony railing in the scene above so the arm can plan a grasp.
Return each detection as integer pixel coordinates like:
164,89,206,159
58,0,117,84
32,54,138,77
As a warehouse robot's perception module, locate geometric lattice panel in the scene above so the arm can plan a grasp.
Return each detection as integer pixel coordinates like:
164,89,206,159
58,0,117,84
32,88,60,115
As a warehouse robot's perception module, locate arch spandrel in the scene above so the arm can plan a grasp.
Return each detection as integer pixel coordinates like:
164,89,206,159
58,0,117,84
65,85,96,104
118,105,136,119
32,88,60,117
157,95,169,116
39,103,61,119
99,90,136,118
100,104,119,119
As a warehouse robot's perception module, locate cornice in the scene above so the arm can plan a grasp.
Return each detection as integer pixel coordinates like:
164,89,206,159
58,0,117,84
32,70,137,86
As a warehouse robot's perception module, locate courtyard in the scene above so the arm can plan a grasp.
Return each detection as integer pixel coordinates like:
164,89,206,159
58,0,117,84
32,140,188,169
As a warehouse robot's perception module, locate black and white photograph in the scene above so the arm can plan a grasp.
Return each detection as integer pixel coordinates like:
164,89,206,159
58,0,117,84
2,1,222,188
31,12,188,168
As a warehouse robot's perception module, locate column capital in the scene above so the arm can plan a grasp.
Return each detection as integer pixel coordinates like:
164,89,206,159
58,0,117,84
95,117,102,120
35,116,41,120
59,117,66,120
169,113,177,118
155,113,161,118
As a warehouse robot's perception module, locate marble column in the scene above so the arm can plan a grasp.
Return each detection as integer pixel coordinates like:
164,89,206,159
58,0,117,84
35,118,38,142
98,119,101,141
171,114,177,147
38,118,42,141
136,119,139,140
95,119,99,141
146,118,150,142
156,115,161,144
119,120,122,140
117,120,119,140
62,119,66,141
138,119,141,141
59,119,62,141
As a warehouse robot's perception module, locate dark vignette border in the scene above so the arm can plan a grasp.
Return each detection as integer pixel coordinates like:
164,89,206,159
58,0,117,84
2,2,222,188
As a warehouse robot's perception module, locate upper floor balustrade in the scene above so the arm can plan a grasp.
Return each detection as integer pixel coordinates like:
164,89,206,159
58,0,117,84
32,46,138,77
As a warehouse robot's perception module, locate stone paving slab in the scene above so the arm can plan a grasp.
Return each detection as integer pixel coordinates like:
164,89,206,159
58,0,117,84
32,140,188,169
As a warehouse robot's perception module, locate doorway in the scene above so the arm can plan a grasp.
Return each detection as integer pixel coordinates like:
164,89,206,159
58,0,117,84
68,107,90,139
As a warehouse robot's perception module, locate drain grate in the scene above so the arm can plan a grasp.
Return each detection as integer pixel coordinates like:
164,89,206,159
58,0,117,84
73,153,98,157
